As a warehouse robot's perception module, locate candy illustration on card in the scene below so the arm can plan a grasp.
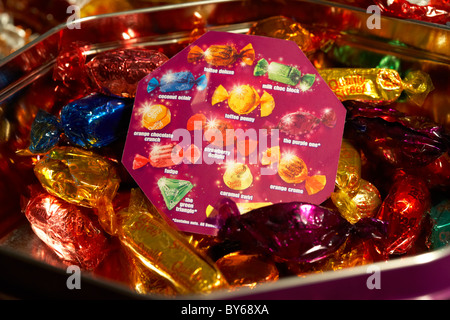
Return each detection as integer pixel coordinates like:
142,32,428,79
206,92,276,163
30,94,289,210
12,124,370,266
122,31,346,236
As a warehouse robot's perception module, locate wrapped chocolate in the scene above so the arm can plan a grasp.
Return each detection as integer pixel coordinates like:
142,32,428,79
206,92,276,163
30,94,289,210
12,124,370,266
215,198,387,263
410,153,450,189
24,188,110,270
187,43,255,67
332,179,382,224
223,163,253,191
376,173,431,256
254,58,302,87
86,48,169,98
33,146,120,209
29,93,133,153
254,58,317,90
212,84,274,116
97,188,229,295
347,104,449,168
126,254,178,296
248,16,330,56
215,251,279,288
276,109,336,137
54,47,169,98
319,68,434,105
141,103,171,131
319,238,378,271
147,71,207,93
331,139,382,224
335,139,362,194
428,199,450,250
157,177,193,210
286,237,379,276
254,58,316,90
374,0,449,25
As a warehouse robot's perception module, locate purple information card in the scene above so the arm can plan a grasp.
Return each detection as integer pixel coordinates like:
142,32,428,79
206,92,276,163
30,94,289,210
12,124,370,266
122,31,346,236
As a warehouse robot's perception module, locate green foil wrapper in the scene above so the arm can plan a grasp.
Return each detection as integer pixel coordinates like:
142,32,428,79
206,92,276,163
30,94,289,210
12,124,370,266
429,199,450,249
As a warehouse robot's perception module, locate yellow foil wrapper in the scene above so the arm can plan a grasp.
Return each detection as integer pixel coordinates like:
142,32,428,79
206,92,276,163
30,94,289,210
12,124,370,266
331,179,382,224
99,188,229,295
333,140,381,224
319,68,433,105
126,253,178,297
34,146,120,208
335,139,361,194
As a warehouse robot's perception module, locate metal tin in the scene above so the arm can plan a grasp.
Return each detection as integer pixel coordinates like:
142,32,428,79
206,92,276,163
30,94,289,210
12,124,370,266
0,0,449,300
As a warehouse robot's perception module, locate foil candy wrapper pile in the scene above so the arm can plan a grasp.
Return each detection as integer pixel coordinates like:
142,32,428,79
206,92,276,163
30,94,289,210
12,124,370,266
7,14,450,297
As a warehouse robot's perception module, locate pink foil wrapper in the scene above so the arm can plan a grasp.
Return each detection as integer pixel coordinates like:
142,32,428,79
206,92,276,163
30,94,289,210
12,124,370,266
24,189,111,270
215,198,386,263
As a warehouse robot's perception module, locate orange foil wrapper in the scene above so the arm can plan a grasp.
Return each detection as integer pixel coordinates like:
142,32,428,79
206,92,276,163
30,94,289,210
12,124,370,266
215,251,279,288
248,16,330,56
187,43,255,67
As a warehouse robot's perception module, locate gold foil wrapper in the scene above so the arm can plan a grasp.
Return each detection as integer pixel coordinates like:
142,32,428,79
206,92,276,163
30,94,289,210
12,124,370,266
215,251,279,288
331,179,382,224
34,146,120,208
99,188,229,295
335,139,361,194
332,140,381,224
248,16,317,55
319,68,433,105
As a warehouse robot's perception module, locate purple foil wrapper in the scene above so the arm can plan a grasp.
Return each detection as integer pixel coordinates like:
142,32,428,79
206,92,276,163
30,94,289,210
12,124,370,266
216,198,386,263
346,104,449,168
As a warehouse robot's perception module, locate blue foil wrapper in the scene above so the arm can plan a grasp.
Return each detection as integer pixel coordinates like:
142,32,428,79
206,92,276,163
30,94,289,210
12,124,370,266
147,71,207,93
29,110,62,153
29,93,132,152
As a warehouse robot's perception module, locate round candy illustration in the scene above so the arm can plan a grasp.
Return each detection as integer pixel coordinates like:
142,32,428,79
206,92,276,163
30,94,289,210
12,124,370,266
278,154,308,184
142,103,171,130
223,163,253,190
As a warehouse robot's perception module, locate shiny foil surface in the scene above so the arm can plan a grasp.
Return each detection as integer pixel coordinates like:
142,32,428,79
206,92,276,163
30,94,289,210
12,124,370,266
33,146,120,208
216,199,386,263
87,48,169,98
377,173,431,256
319,68,434,105
24,188,111,270
0,0,449,300
99,189,229,295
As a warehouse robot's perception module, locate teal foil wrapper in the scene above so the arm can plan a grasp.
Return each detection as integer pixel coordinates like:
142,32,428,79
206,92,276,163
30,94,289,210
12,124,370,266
430,199,450,249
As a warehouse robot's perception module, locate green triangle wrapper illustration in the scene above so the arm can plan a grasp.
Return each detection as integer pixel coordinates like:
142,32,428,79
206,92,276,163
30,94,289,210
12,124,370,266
158,177,193,210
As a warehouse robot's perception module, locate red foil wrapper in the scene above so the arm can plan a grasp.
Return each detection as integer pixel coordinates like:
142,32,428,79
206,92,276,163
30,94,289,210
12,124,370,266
24,188,111,270
374,0,450,25
376,173,431,256
86,48,169,98
54,46,169,98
